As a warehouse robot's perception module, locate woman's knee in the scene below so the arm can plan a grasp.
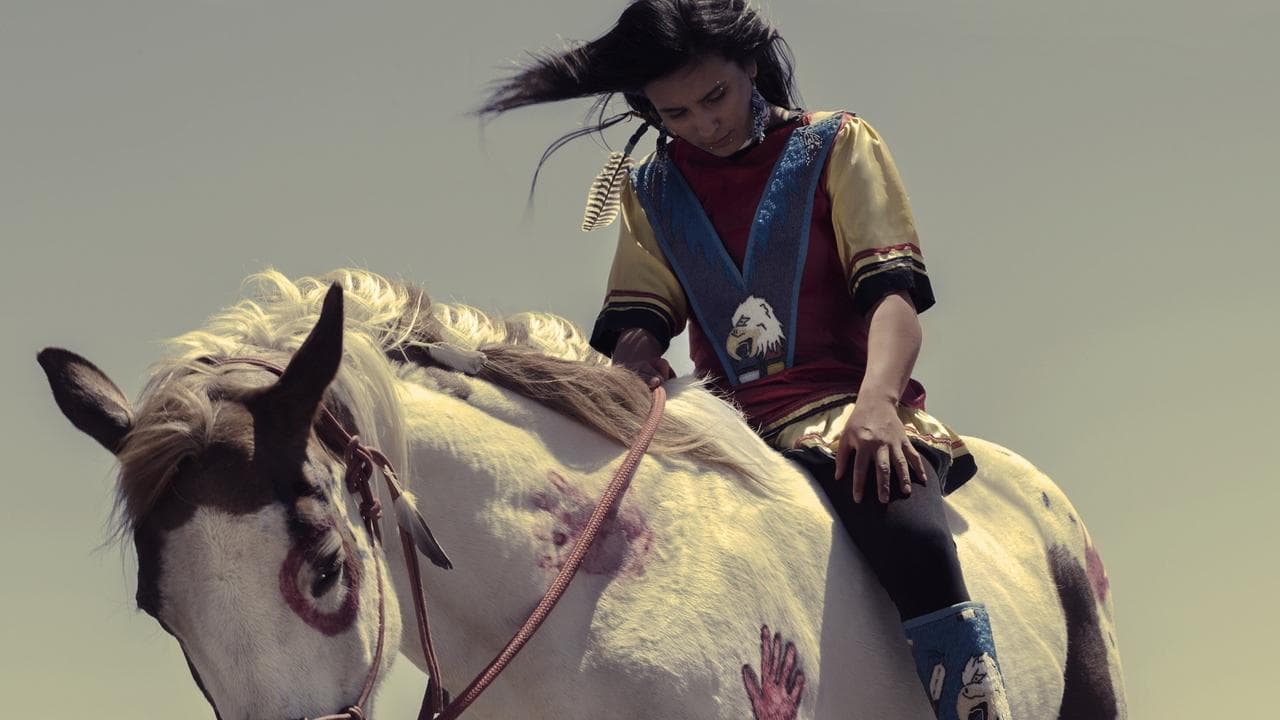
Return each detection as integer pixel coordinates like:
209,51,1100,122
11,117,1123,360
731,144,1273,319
870,500,969,614
861,504,957,571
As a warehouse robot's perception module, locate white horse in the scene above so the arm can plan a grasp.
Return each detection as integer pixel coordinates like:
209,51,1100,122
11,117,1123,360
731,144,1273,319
39,269,1126,719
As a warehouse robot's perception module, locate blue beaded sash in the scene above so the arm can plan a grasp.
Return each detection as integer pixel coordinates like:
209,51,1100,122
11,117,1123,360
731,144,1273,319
631,113,844,385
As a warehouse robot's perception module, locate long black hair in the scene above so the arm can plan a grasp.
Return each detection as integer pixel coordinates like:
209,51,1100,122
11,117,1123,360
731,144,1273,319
475,0,801,194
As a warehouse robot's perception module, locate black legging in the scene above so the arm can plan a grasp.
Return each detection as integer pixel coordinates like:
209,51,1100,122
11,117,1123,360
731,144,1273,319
784,446,970,621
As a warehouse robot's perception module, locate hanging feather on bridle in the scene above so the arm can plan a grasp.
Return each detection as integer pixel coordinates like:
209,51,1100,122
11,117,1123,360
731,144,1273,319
581,121,652,232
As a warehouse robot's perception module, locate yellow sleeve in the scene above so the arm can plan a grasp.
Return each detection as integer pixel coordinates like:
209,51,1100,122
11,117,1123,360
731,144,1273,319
826,115,935,315
587,172,689,356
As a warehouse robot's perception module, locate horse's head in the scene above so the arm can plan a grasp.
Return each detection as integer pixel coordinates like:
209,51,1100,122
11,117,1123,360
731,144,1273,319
38,285,402,720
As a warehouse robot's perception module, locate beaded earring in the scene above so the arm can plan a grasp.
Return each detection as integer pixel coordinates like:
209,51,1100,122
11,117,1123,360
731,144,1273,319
749,84,769,145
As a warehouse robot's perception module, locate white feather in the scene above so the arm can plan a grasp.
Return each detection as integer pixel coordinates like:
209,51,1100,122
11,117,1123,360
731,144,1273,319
424,342,485,375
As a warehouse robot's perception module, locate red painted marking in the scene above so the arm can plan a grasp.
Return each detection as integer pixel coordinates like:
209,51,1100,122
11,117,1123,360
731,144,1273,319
531,470,654,577
279,533,361,636
1085,540,1110,604
742,624,805,720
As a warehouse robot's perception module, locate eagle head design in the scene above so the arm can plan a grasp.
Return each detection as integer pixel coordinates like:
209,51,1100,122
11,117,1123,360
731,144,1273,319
726,296,785,362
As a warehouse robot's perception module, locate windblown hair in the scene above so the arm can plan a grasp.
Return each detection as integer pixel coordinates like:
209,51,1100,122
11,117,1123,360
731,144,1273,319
114,269,769,532
476,0,801,195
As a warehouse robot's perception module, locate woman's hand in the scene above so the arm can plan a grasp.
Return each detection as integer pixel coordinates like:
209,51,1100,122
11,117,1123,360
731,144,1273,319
833,395,928,503
611,327,674,389
838,291,927,503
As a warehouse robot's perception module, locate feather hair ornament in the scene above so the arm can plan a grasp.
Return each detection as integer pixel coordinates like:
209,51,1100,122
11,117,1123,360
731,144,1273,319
581,121,651,232
424,341,485,375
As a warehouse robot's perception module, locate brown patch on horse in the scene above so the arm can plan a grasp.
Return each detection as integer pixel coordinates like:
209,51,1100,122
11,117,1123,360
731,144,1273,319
130,402,275,618
125,369,352,619
1048,544,1119,719
114,364,271,530
144,437,270,531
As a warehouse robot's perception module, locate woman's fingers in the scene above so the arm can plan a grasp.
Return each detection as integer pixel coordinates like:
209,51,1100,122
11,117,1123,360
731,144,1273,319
644,359,666,388
907,443,929,487
894,444,912,496
841,412,934,503
626,359,668,388
875,444,892,503
641,358,674,387
833,432,851,485
654,356,675,379
851,442,870,503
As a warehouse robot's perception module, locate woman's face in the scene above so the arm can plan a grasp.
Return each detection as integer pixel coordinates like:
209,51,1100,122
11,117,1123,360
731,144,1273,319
643,54,757,157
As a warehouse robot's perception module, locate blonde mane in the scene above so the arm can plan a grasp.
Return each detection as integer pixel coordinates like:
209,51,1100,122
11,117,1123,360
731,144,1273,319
115,269,767,531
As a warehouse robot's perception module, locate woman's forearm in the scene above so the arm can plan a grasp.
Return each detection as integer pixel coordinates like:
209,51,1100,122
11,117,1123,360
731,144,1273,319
857,291,922,404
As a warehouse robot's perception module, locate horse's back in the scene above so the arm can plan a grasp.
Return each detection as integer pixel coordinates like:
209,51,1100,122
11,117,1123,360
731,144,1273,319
408,366,1128,718
547,431,1131,719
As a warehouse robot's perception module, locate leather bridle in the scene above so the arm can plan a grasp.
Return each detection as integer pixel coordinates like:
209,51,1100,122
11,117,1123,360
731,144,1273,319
210,357,665,720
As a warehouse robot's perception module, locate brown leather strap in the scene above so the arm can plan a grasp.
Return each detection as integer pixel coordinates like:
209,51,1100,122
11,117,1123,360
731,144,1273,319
404,533,446,720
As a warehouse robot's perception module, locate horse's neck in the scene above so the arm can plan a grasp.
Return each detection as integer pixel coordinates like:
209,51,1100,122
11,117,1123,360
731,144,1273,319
388,370,807,640
386,376,585,658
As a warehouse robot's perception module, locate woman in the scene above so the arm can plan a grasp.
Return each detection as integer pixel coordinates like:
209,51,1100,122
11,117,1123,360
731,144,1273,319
477,2,1010,717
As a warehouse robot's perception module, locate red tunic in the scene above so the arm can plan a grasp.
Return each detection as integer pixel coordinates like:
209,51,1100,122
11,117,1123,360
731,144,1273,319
665,113,927,431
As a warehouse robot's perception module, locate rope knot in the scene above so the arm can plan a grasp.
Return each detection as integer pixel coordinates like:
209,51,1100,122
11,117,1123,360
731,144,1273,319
343,435,374,494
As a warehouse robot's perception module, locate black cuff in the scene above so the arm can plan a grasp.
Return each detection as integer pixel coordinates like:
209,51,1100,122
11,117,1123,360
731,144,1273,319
850,261,935,317
589,305,676,357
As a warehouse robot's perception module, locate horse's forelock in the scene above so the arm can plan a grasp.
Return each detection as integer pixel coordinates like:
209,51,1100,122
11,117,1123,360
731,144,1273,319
113,363,275,535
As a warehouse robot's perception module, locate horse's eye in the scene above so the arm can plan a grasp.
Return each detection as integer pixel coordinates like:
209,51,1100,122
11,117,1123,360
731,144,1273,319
310,554,344,597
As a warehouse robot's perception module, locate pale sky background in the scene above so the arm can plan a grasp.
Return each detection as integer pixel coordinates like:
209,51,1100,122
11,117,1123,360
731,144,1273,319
3,1,1276,717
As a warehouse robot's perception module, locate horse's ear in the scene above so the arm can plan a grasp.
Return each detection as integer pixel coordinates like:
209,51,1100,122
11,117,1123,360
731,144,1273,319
264,283,345,427
37,347,134,455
